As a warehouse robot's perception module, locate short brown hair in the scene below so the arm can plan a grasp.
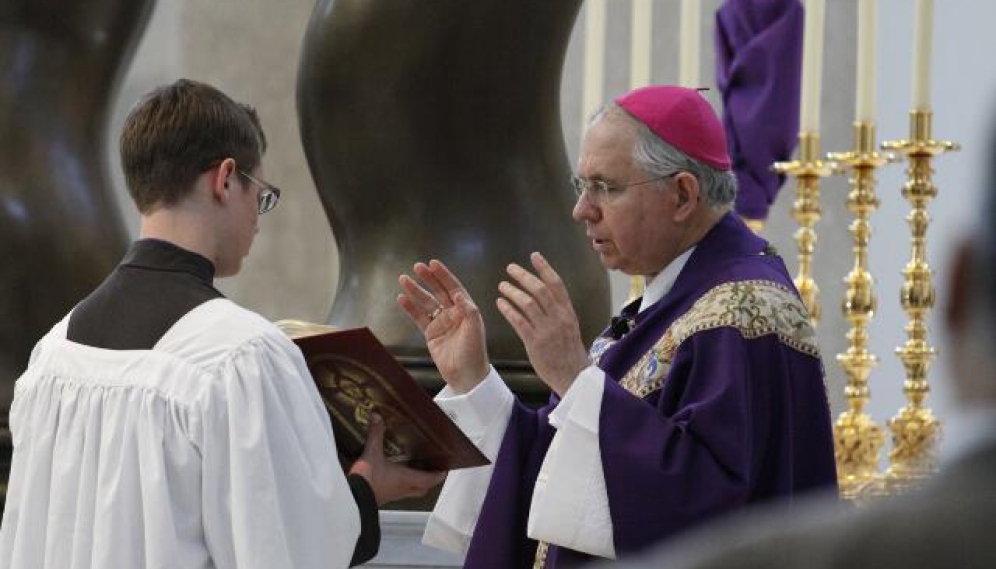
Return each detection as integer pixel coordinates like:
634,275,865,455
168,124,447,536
120,79,268,213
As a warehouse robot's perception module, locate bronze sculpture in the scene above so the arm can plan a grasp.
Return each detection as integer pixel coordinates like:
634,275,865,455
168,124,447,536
297,0,610,386
0,0,155,503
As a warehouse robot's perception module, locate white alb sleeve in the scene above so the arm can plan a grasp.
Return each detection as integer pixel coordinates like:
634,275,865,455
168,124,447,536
422,367,514,553
527,365,615,558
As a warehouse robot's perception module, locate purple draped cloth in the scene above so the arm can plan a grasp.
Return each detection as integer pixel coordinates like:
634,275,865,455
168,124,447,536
716,0,804,221
464,213,837,567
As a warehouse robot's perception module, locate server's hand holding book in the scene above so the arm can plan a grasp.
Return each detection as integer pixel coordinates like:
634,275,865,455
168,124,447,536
276,320,490,471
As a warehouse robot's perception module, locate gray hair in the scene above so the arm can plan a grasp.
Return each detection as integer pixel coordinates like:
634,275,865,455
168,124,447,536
590,104,737,209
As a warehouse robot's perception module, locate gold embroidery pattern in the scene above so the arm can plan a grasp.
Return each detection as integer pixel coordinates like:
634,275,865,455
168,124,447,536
617,344,673,399
618,280,819,398
588,335,615,365
533,541,549,569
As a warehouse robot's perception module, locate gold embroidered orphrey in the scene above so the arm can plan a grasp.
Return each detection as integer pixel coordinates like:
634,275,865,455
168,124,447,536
532,279,819,568
617,279,820,398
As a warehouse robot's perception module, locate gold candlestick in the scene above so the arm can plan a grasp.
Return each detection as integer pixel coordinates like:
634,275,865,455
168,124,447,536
880,111,959,492
774,133,836,326
827,122,896,500
742,217,766,234
627,275,645,303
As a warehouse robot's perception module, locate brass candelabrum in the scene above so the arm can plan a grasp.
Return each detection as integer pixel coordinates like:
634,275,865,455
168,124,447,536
742,218,767,235
880,111,959,492
827,122,897,500
627,275,645,303
774,133,837,326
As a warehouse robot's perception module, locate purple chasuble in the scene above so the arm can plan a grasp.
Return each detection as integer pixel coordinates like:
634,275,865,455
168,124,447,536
715,0,804,220
463,214,837,568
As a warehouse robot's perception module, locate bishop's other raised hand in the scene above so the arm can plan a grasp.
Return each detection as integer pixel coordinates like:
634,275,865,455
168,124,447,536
496,252,589,397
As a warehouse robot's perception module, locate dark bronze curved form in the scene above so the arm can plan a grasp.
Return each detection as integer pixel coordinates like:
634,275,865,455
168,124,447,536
297,0,610,368
0,3,154,418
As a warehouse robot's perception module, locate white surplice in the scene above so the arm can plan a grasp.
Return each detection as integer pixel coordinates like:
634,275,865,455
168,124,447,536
0,298,360,569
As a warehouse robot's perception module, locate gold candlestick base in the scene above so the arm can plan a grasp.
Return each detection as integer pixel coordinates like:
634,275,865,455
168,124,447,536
880,110,959,492
773,133,836,326
834,409,886,501
884,406,940,493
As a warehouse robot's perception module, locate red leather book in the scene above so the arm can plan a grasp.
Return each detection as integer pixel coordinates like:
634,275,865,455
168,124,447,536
277,321,490,471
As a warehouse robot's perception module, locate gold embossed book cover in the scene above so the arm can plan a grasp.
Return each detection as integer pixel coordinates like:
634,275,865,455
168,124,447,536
276,320,490,471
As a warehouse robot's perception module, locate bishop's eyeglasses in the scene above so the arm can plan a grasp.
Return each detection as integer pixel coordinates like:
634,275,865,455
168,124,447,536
571,171,680,205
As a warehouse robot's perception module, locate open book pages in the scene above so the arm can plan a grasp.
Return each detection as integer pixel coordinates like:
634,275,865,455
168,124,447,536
274,318,339,340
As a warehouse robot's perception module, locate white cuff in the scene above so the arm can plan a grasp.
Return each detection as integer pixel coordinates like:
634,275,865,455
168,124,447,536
421,514,466,554
527,369,615,558
548,365,604,432
424,367,514,553
434,366,513,449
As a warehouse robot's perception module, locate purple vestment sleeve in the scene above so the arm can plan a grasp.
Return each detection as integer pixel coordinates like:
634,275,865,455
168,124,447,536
716,0,804,220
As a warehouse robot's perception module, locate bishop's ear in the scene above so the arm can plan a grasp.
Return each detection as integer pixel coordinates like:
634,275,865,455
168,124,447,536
671,172,700,220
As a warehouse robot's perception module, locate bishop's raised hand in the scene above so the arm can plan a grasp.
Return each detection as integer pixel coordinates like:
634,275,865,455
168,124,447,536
397,260,491,393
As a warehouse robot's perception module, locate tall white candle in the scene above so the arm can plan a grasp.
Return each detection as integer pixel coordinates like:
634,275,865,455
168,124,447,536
581,0,607,128
855,0,877,122
800,0,826,133
678,0,700,87
912,0,935,110
630,0,653,88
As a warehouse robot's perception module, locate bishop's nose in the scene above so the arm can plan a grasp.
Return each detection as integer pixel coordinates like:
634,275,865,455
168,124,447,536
572,193,600,223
